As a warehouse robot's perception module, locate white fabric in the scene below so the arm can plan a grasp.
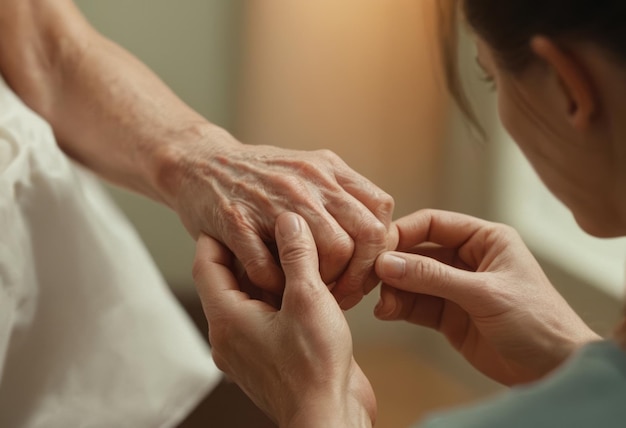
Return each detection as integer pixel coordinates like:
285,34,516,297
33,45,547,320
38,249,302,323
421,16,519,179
0,76,221,427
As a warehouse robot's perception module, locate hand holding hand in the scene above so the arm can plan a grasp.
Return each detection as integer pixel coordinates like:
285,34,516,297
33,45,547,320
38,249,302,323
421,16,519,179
193,212,376,428
172,133,394,308
375,209,600,385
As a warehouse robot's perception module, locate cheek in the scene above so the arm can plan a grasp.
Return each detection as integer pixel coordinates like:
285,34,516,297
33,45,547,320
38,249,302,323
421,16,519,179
495,85,558,187
495,83,612,233
496,81,554,162
496,86,532,149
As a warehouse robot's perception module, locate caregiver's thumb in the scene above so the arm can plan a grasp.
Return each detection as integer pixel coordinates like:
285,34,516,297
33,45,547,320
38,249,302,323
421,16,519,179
375,251,477,301
275,212,326,307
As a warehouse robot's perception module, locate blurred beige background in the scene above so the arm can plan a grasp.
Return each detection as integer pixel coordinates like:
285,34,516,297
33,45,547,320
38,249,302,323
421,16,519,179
74,1,624,426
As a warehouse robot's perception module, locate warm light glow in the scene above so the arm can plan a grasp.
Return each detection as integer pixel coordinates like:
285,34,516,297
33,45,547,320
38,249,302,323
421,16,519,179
237,0,447,217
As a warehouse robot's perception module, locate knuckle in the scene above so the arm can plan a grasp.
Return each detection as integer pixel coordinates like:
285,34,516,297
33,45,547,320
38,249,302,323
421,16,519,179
500,223,522,240
418,208,438,220
483,222,520,246
375,193,395,219
274,173,305,193
354,218,388,247
325,232,354,261
272,175,320,208
280,241,315,266
295,161,323,180
315,148,340,162
413,258,446,285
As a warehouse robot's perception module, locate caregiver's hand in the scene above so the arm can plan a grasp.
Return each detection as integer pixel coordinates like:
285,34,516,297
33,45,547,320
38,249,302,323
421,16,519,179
375,209,600,386
193,212,376,428
174,134,394,306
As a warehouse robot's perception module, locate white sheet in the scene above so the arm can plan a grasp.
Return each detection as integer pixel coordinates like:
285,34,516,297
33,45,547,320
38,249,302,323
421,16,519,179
0,76,221,427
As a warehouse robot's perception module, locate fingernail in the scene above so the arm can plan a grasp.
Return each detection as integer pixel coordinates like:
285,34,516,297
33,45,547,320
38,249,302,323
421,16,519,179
278,213,302,239
380,254,406,279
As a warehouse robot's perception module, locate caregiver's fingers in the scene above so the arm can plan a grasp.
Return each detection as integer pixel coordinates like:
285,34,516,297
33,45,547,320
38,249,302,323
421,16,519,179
404,243,473,271
394,209,492,252
375,284,446,329
192,234,250,317
375,251,483,303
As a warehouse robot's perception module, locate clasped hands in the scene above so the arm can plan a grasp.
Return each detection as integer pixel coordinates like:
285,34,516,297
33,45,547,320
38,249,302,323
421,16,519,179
193,209,599,428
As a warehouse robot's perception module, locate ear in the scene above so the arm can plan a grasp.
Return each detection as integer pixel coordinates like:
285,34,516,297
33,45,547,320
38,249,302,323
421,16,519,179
530,36,596,131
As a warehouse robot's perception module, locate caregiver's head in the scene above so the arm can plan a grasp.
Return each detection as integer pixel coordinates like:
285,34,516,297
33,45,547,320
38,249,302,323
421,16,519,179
443,0,626,237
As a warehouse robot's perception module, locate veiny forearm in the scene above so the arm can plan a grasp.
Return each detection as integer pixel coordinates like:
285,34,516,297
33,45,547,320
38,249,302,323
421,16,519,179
0,0,230,205
1,1,394,294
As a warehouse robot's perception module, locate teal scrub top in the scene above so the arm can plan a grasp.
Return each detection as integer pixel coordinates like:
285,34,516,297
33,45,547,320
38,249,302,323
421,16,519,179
418,341,626,428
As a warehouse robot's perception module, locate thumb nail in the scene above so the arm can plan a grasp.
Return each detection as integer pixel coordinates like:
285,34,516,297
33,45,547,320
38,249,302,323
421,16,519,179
380,254,406,279
278,213,302,239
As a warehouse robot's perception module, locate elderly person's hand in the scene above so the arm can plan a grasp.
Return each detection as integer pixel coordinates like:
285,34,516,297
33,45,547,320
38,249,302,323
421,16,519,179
193,212,376,428
171,133,394,308
375,209,601,386
0,0,394,311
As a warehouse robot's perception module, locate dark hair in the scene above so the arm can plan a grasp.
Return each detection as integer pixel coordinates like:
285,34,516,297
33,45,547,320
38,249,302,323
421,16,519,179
440,0,626,130
464,0,626,71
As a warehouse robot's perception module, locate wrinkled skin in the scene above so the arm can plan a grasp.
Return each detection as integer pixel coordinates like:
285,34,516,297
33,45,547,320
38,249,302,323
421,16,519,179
0,0,395,311
176,136,395,307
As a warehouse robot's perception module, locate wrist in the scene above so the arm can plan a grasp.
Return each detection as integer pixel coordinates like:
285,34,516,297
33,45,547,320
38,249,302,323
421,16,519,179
547,325,602,373
148,121,240,209
566,326,603,355
282,391,373,428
